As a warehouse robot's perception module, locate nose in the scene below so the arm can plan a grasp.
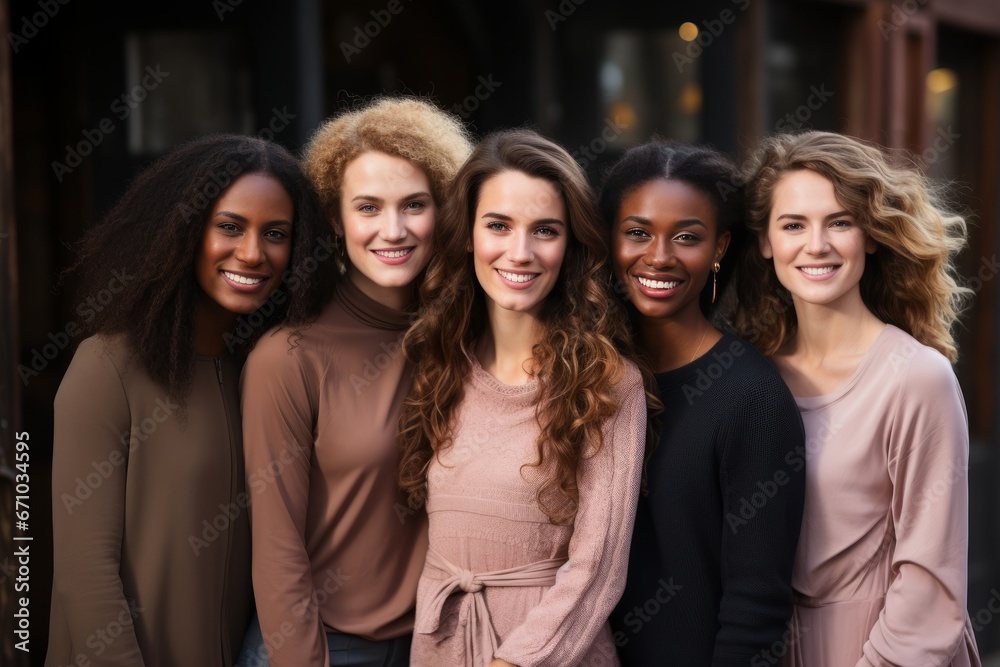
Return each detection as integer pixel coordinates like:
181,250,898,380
507,229,534,263
234,232,264,266
378,209,407,243
643,235,674,269
805,225,830,255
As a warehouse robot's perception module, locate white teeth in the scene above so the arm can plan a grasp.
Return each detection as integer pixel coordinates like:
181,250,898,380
223,271,264,285
373,248,412,258
800,266,836,276
637,277,680,290
498,270,537,283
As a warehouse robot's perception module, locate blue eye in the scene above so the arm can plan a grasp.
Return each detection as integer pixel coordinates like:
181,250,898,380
485,221,507,232
359,204,378,213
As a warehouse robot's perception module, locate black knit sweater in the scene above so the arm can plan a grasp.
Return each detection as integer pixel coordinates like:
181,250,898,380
611,333,806,666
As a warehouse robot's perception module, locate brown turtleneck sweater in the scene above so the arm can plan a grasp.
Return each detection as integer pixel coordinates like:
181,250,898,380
241,279,427,667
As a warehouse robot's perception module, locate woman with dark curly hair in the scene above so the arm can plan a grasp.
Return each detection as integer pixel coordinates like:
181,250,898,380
46,134,334,667
600,141,805,666
398,129,651,666
239,97,472,667
734,131,981,666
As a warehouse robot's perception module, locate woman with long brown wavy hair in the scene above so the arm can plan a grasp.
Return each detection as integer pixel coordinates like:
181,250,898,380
734,131,981,666
398,128,649,667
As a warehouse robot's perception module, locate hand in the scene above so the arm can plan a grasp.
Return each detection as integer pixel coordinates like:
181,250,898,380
490,661,518,667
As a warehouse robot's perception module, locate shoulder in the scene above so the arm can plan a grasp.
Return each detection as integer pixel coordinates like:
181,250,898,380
877,327,962,419
880,325,957,387
63,333,134,382
712,334,797,406
612,359,644,401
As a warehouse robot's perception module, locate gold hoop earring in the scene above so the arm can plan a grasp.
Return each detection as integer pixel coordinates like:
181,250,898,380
711,261,721,304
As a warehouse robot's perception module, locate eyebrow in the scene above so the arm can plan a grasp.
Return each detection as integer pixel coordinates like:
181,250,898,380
351,191,432,203
214,211,291,225
621,215,708,230
776,210,852,222
482,211,566,227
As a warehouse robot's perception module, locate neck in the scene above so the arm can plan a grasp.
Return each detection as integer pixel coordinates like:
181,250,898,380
348,267,415,312
194,291,237,356
637,308,721,372
787,290,883,358
476,303,542,385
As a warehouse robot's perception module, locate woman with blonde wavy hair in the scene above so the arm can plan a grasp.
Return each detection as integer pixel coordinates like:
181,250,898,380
398,128,650,666
239,97,472,667
734,131,981,666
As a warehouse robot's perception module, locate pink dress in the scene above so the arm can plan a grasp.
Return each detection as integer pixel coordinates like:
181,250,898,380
782,325,981,667
410,358,647,667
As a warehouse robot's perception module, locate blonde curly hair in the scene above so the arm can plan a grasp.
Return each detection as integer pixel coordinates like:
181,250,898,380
733,131,972,362
302,96,473,228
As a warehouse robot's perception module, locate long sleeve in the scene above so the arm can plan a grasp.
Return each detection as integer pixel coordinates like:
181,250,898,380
241,338,328,667
493,366,646,666
859,350,970,667
50,337,146,665
713,372,805,665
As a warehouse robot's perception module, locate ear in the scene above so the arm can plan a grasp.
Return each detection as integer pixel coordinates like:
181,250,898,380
865,236,877,254
715,231,732,264
759,233,773,260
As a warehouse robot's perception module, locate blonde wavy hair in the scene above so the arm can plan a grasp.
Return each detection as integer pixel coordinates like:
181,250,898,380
302,96,473,231
398,129,658,525
733,131,971,362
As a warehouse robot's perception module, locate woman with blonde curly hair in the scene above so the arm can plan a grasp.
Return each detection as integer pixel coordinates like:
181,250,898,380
734,131,981,666
239,97,472,667
398,129,650,666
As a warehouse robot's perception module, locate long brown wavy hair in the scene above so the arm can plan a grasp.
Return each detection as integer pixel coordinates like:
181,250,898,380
733,131,971,362
398,129,651,525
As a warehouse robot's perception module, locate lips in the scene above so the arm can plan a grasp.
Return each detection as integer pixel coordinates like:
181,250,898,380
222,270,266,286
637,276,681,290
370,246,416,265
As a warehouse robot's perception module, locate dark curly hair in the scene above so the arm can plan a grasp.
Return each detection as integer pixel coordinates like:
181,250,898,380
63,134,337,398
598,140,746,316
398,128,659,524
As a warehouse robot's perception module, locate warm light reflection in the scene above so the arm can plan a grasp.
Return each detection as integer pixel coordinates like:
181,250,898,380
679,22,699,42
679,82,702,115
610,102,637,129
926,68,958,94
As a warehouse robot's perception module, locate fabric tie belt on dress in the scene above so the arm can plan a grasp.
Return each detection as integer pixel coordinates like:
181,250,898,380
415,548,567,667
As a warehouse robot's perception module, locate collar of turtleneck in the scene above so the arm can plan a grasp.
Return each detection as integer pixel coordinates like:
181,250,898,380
334,278,414,332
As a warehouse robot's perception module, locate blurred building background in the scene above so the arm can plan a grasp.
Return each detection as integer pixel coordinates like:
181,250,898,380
1,0,998,664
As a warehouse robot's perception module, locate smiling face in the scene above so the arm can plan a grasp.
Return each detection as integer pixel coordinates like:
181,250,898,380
339,150,436,309
611,178,730,324
472,170,569,319
761,169,875,308
195,172,294,316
